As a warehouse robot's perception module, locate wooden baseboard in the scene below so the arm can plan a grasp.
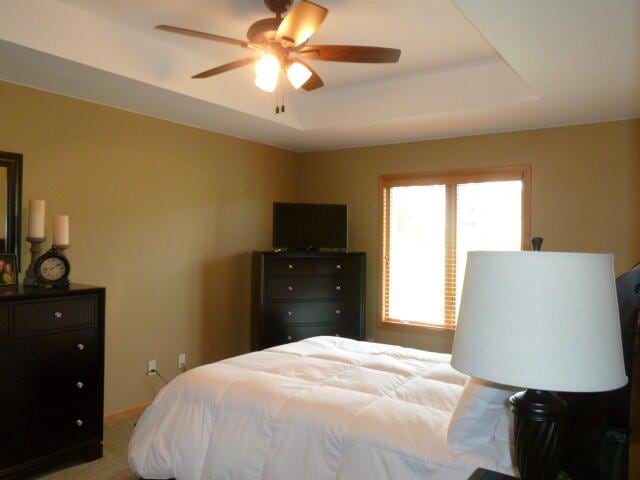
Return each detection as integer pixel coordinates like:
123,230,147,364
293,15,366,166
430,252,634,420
104,401,151,426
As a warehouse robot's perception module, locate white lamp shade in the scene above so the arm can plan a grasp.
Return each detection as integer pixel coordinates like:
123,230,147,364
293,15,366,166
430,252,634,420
451,251,627,392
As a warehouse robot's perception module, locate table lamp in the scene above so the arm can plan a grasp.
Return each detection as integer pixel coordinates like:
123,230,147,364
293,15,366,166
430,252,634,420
451,250,627,480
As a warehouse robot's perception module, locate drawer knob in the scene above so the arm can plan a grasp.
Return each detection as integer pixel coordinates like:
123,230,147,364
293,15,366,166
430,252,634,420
287,311,293,316
287,286,293,291
76,381,84,389
54,311,63,319
336,264,342,270
287,335,292,341
336,309,341,315
336,285,342,291
288,264,294,269
75,419,84,427
77,343,85,351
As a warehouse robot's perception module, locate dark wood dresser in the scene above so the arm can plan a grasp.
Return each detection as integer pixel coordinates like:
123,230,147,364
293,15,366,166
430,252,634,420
0,284,105,479
252,251,365,350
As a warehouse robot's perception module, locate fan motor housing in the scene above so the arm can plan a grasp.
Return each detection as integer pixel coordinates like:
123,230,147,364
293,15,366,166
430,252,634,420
264,0,293,16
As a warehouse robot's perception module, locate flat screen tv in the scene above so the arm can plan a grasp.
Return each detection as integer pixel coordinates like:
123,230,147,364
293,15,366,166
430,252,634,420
273,202,348,250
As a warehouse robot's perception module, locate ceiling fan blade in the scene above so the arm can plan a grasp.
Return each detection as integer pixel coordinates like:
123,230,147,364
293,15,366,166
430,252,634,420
298,45,401,63
155,25,253,48
192,57,256,79
295,59,324,91
276,1,328,47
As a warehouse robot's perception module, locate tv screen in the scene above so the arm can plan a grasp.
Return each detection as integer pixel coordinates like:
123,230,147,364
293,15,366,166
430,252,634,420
273,202,348,249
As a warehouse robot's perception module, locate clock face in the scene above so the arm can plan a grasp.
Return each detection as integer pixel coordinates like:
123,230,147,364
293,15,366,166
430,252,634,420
40,257,67,281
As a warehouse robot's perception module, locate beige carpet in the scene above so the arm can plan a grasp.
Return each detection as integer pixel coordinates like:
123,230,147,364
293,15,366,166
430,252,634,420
36,418,137,480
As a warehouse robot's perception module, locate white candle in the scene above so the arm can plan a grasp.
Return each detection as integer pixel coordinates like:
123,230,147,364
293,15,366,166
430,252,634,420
28,200,46,238
53,215,69,246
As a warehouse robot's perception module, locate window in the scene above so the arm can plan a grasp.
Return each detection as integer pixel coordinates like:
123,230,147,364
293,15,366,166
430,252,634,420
380,166,530,331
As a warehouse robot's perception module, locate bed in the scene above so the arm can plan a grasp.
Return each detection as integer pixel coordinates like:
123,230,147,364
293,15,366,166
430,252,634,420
129,336,516,479
129,268,640,480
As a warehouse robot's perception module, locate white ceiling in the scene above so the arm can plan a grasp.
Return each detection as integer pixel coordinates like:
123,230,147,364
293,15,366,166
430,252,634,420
0,0,638,152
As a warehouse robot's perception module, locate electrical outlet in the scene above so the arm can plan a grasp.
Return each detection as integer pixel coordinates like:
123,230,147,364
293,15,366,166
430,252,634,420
147,360,157,375
178,354,186,370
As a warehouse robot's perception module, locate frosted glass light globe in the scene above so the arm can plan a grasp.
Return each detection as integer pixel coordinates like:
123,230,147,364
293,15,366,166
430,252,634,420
287,61,312,89
254,54,280,92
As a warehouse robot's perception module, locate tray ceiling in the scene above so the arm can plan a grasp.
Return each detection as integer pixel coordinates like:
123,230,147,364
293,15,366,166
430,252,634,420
0,0,638,151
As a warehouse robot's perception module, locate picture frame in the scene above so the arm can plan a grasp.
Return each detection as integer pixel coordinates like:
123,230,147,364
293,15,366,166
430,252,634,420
0,254,18,287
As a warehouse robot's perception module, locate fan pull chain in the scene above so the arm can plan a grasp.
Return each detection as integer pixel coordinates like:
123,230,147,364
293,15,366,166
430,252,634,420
275,87,286,115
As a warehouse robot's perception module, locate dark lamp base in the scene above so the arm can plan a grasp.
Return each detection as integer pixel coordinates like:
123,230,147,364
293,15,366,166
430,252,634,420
510,389,568,480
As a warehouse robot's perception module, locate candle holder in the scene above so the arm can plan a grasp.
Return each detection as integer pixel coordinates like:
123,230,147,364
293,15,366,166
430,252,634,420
24,237,45,287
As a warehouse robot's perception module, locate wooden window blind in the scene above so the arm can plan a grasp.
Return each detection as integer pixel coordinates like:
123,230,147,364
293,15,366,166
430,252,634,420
380,166,531,331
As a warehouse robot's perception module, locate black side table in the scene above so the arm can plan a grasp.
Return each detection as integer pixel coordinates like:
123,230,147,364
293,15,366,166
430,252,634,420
468,468,518,479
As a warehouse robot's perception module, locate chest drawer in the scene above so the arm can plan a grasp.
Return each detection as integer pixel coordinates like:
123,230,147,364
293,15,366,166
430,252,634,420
266,301,346,325
0,400,98,470
267,323,358,344
265,257,314,275
0,364,98,424
0,328,97,382
0,305,8,338
14,297,96,336
268,323,338,345
315,256,361,275
266,277,353,300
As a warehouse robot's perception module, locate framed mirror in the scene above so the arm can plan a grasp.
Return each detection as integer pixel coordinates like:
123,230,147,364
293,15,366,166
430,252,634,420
0,152,23,270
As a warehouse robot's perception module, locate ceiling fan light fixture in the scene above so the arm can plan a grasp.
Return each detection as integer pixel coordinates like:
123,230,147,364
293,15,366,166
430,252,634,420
287,61,312,89
254,54,281,92
159,0,402,96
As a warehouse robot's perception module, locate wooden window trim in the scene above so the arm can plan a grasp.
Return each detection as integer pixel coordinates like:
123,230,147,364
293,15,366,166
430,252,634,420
378,165,531,334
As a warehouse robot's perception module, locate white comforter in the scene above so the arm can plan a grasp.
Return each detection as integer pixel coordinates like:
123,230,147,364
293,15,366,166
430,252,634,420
129,337,515,479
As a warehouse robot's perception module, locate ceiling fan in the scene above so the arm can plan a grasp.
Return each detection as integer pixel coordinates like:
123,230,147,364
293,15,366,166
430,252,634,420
155,0,401,94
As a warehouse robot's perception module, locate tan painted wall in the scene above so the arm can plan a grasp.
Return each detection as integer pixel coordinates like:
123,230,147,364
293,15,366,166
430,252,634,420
2,79,639,411
297,120,640,353
0,81,298,414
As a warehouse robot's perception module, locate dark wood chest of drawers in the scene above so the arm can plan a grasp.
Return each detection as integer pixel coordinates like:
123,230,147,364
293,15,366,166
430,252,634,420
0,284,105,479
252,252,365,349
